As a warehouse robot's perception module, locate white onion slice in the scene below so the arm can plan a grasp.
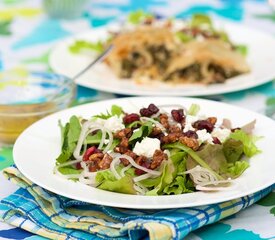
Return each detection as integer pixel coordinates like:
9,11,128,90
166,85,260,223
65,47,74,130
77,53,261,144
118,154,161,176
120,164,132,177
140,117,166,132
54,159,82,179
184,165,231,188
110,156,122,180
133,173,154,182
134,183,148,195
102,129,113,153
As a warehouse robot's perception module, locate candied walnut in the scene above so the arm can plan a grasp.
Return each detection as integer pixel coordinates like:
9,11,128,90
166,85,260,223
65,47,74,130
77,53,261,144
183,130,198,139
161,132,183,144
159,113,170,129
150,127,163,137
120,150,138,166
114,146,128,154
150,150,167,169
89,162,98,172
89,152,104,162
179,136,199,150
114,128,132,139
135,157,151,175
135,155,147,166
168,124,182,133
207,117,217,125
125,150,137,160
98,154,113,170
120,158,130,166
120,137,129,148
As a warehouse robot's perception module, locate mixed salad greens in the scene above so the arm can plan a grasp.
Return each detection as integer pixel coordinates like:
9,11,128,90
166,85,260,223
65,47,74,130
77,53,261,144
55,103,260,195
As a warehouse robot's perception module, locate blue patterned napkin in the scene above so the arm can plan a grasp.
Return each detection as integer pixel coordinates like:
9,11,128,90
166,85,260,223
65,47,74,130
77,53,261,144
0,166,274,240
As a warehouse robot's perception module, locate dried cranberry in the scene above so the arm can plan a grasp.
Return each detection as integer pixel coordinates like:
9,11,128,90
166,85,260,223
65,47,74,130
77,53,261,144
193,120,214,133
212,137,221,144
171,109,184,122
148,104,159,114
140,103,159,117
135,160,151,175
76,162,82,169
183,130,198,139
83,146,96,161
135,168,146,175
123,113,140,124
89,164,98,172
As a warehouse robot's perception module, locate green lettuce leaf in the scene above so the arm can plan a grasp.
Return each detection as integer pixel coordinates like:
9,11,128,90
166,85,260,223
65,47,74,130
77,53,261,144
188,103,200,116
146,160,174,196
56,116,81,163
164,142,224,180
190,14,213,29
227,161,249,178
235,45,248,56
58,166,82,175
96,169,116,182
229,129,261,157
175,31,193,43
163,175,193,195
223,138,244,163
111,105,123,116
126,120,142,129
163,152,194,194
96,167,136,194
129,121,153,143
69,40,104,54
98,175,136,194
128,10,153,24
94,105,123,119
187,144,228,176
85,131,102,144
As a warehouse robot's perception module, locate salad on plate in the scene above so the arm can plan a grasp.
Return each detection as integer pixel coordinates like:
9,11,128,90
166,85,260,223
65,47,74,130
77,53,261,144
69,12,249,85
54,103,260,195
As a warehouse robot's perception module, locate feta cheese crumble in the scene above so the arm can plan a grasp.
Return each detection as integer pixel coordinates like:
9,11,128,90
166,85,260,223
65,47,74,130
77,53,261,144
133,137,161,158
93,116,125,132
197,129,213,144
211,128,231,143
183,115,197,132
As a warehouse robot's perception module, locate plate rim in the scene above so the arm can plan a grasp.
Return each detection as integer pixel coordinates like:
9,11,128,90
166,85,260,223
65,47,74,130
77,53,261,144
13,96,275,209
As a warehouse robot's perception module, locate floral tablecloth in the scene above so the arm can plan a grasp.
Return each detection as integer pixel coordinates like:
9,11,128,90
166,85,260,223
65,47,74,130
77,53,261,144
0,0,275,239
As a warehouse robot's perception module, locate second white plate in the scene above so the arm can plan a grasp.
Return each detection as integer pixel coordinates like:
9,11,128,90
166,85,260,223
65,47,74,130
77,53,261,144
49,21,275,96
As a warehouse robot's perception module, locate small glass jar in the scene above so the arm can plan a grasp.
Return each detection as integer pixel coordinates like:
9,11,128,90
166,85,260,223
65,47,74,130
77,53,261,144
0,70,76,145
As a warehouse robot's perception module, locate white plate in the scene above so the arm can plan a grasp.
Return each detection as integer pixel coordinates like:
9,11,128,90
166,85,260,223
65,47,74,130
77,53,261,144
49,21,275,96
14,97,275,209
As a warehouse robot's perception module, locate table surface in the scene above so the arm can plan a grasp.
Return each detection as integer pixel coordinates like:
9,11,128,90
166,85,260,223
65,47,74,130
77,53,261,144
0,0,275,239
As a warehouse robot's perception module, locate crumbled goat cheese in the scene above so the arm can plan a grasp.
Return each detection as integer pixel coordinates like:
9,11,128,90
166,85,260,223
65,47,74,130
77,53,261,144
211,128,231,143
183,115,197,132
197,129,213,144
93,116,124,132
133,137,161,158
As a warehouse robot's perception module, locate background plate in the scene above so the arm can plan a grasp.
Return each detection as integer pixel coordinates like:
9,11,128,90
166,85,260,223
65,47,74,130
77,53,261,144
13,97,275,209
49,21,275,96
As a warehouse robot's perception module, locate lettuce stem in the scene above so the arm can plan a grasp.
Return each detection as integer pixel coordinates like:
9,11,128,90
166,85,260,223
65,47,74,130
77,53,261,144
164,143,224,180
